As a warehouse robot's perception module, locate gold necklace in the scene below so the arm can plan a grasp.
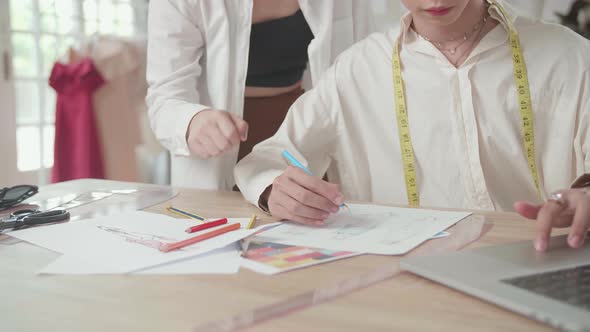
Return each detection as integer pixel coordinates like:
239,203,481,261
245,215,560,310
417,11,489,55
448,17,488,67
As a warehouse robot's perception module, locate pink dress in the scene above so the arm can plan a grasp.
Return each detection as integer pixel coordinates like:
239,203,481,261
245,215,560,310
49,58,105,182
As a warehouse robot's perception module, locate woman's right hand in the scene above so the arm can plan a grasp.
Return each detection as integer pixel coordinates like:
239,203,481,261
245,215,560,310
186,109,249,159
265,166,344,226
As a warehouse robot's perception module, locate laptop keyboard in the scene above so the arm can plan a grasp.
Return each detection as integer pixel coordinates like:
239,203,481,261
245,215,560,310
503,264,590,312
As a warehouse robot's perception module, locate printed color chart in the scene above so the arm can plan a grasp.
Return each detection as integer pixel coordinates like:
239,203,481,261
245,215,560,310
244,241,360,274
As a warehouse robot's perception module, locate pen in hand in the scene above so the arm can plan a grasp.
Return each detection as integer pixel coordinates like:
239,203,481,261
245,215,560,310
281,150,348,210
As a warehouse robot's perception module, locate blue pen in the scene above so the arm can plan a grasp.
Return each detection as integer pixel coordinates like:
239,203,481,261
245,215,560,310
282,150,348,209
282,150,313,175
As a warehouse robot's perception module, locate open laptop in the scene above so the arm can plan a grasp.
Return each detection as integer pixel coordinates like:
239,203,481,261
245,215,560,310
401,234,590,332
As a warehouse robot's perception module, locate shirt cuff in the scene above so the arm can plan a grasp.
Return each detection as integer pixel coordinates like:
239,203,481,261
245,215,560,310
239,169,283,213
571,173,590,188
162,102,210,157
257,185,273,215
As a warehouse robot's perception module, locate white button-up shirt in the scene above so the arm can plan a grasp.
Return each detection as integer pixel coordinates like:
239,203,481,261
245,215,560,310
235,1,590,211
146,0,382,190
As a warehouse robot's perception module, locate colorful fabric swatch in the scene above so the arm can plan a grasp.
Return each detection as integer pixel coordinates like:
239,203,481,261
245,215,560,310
243,241,360,274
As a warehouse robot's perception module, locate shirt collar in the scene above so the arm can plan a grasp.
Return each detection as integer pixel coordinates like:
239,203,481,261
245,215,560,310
399,0,519,62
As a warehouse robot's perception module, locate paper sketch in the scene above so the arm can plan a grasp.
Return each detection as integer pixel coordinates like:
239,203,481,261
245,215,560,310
255,204,471,255
8,211,268,273
331,218,379,240
97,226,176,250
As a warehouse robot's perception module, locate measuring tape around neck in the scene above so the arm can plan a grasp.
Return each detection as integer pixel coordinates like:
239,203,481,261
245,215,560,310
392,1,542,207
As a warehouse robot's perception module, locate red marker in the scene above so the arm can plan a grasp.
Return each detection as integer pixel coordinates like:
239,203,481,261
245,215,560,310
185,218,228,233
161,222,239,253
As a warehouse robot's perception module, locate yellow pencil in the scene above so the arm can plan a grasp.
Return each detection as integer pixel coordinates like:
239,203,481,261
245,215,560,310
246,214,257,229
241,214,258,257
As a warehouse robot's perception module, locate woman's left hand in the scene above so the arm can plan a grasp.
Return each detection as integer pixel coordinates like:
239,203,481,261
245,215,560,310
514,188,590,252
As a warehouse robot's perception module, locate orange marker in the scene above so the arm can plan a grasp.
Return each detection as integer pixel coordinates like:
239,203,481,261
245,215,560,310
160,223,240,253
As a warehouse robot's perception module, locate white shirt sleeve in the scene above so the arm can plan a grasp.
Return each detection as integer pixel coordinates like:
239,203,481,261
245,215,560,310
234,65,343,208
146,0,210,157
576,70,590,173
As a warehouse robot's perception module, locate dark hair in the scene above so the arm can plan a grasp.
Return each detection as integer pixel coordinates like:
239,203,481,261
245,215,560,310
556,0,590,39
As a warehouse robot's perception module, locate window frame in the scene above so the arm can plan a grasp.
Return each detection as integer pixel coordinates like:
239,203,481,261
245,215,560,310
2,0,147,185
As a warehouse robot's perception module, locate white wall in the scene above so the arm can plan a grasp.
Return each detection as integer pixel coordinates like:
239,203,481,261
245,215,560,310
509,0,576,21
371,0,405,31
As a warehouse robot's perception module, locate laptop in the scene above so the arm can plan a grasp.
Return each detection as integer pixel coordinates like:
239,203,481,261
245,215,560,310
400,234,590,332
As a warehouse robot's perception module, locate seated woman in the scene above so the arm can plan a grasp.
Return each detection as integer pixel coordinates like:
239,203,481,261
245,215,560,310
235,0,590,252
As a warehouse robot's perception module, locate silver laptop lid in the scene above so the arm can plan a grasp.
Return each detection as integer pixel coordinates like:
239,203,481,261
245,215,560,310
401,234,590,332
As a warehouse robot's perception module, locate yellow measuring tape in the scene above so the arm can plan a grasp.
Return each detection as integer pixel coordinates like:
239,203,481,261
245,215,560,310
392,0,542,207
392,41,420,207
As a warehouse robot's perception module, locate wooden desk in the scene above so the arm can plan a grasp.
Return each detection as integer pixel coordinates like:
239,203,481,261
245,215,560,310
0,180,564,332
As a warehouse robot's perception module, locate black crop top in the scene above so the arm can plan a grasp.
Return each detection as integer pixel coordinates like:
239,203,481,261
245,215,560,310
246,10,314,88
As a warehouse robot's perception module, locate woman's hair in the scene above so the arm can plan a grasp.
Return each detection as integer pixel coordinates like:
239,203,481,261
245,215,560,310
557,0,590,39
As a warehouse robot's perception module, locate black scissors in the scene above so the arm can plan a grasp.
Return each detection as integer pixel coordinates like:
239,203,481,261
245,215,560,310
0,209,70,231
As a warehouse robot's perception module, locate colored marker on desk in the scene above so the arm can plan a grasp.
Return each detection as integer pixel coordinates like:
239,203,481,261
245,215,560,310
246,214,257,230
167,206,206,221
240,214,258,257
282,150,347,209
160,223,240,253
185,218,227,233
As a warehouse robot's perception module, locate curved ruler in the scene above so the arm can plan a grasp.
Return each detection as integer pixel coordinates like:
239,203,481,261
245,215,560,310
193,215,488,332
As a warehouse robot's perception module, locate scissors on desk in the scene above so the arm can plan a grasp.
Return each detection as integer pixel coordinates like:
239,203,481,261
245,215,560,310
0,209,70,231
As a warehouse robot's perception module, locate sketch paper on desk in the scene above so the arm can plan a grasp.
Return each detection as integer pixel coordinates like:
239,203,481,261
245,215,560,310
8,211,274,273
255,204,471,255
41,244,241,275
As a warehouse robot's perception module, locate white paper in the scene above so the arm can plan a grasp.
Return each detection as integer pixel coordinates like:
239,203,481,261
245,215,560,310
255,204,471,255
41,244,241,275
139,246,240,274
8,211,271,273
431,231,450,239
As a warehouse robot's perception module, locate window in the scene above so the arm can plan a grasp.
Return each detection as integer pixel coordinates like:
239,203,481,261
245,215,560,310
7,0,147,182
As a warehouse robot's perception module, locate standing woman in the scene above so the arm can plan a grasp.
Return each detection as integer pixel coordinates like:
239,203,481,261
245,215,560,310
146,0,379,189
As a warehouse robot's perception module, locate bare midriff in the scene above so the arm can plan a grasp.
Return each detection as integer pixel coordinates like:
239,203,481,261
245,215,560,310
244,80,302,98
